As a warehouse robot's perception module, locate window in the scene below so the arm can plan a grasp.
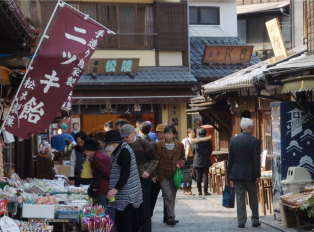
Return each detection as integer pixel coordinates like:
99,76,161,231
189,7,219,25
44,3,155,50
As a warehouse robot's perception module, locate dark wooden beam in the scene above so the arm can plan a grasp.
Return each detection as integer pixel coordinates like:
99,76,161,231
205,112,232,132
199,112,219,131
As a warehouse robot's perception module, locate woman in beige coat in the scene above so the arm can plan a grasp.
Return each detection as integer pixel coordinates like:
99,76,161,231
181,128,196,195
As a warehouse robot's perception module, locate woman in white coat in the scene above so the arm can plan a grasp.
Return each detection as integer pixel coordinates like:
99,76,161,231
181,128,196,195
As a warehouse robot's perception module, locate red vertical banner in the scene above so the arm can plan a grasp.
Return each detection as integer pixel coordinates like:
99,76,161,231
4,5,107,139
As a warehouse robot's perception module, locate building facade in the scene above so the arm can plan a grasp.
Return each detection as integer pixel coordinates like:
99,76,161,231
28,0,197,140
237,0,291,61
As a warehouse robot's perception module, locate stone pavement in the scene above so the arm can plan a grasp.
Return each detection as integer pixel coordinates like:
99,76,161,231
151,186,284,232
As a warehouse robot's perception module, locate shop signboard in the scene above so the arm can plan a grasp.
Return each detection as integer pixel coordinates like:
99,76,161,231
0,216,19,232
266,18,288,58
85,58,140,74
4,4,108,139
202,45,253,64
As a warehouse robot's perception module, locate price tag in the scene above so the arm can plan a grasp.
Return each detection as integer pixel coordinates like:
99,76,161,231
0,216,19,232
0,199,8,215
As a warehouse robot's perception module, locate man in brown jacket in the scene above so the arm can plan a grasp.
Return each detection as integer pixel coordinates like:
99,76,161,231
152,125,185,226
121,124,159,232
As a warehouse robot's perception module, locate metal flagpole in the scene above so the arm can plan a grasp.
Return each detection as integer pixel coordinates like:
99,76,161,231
0,0,62,132
62,1,116,35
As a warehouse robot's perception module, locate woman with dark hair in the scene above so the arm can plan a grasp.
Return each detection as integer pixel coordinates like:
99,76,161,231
192,127,213,196
104,120,114,132
95,131,106,152
115,120,130,133
181,128,196,195
83,138,113,230
152,126,185,226
69,130,93,186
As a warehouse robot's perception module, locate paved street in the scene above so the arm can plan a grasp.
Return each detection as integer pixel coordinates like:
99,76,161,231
152,188,282,232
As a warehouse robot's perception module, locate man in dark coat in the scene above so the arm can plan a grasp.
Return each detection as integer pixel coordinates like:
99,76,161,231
228,118,261,229
192,127,212,196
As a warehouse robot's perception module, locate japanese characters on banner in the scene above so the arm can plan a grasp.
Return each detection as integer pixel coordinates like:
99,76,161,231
4,5,107,139
62,91,73,109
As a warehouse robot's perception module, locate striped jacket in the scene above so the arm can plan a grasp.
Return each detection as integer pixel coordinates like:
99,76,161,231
108,142,143,211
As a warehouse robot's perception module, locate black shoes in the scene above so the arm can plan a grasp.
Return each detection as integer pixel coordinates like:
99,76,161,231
166,217,176,225
252,222,261,227
204,192,211,196
163,218,179,224
238,222,260,228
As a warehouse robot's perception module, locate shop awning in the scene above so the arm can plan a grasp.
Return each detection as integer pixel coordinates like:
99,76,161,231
202,61,268,95
0,0,36,54
72,88,197,104
282,76,314,93
237,1,289,15
202,45,308,95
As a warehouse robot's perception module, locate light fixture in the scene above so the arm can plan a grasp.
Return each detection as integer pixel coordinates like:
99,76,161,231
235,102,239,108
57,129,62,135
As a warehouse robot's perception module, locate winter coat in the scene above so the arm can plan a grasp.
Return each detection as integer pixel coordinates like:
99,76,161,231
192,136,212,168
69,146,85,178
92,150,112,196
182,137,193,160
228,132,261,182
152,140,186,183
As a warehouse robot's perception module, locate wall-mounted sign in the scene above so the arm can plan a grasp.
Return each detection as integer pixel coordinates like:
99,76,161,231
202,45,253,64
85,58,140,74
266,18,288,58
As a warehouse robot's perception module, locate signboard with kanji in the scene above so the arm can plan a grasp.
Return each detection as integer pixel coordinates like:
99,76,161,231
266,18,288,58
202,45,254,64
85,58,140,74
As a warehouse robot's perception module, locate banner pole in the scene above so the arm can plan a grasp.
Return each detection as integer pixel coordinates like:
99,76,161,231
63,1,116,35
0,0,62,133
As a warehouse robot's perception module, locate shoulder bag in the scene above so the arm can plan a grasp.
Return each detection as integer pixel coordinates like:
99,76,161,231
87,154,110,198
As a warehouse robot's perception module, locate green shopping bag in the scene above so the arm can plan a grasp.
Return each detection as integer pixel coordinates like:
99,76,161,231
173,168,184,189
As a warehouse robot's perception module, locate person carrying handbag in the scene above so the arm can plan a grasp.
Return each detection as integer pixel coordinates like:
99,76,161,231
152,126,185,226
181,128,196,195
83,138,114,231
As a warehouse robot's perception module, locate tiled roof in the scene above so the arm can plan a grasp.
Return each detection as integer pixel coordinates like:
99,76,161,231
202,45,308,95
77,70,197,85
190,36,261,81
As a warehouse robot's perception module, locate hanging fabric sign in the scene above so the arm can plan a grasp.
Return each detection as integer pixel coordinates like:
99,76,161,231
4,4,108,139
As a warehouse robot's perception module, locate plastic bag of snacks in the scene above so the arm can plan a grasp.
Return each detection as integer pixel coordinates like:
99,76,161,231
34,194,58,205
280,193,312,206
38,141,51,155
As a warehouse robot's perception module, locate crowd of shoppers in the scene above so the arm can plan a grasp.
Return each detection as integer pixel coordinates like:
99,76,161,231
62,117,261,231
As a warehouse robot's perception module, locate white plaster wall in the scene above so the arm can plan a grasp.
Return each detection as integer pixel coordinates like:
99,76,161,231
159,52,183,66
189,0,237,38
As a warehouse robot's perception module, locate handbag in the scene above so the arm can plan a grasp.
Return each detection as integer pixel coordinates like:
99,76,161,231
88,177,101,198
182,168,192,183
222,181,235,208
